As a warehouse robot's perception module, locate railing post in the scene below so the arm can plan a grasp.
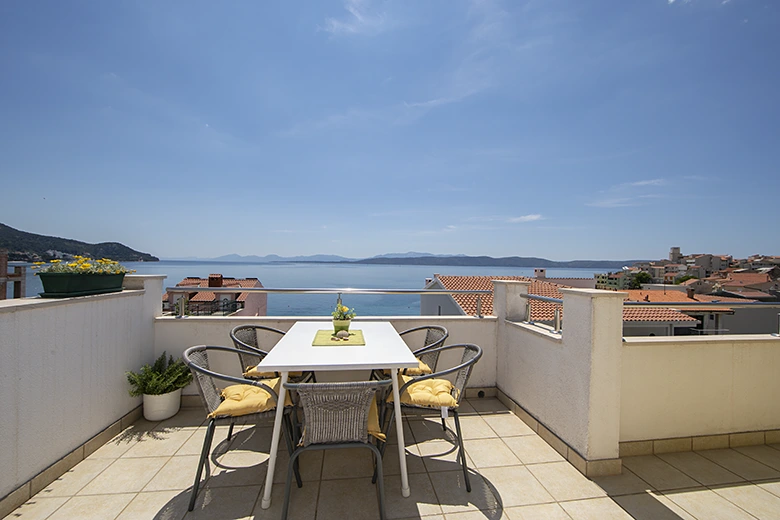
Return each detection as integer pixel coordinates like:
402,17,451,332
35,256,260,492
525,299,532,323
0,251,7,300
476,295,482,318
554,308,561,333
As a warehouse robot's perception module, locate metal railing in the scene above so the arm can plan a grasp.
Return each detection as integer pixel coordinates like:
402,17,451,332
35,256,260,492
517,293,564,332
164,286,493,318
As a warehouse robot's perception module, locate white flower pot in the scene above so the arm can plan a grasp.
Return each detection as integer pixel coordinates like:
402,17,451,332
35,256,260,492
142,388,182,421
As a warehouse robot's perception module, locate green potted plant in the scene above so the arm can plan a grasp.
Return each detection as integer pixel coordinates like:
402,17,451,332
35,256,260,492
126,352,193,421
331,301,356,333
33,255,135,298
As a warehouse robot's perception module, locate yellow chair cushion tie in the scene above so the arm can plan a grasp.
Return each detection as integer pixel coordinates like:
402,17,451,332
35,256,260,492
243,366,303,379
388,375,459,409
209,377,293,418
382,359,432,377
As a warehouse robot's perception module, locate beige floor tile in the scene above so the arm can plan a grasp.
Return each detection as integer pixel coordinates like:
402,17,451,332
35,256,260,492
482,413,536,438
250,478,318,520
122,428,196,458
428,470,502,514
621,456,700,491
613,491,697,520
711,482,780,520
559,497,633,519
697,448,780,481
174,425,234,456
316,477,381,520
468,398,509,414
116,490,189,520
658,451,744,486
187,484,261,519
143,455,205,492
463,438,521,469
78,457,169,495
411,418,459,443
47,493,135,520
8,496,69,520
86,434,139,459
663,487,756,520
443,510,508,519
36,458,114,497
503,436,565,465
735,445,780,473
757,480,780,499
504,502,571,520
417,439,475,473
384,473,443,519
457,400,479,415
382,442,427,476
526,462,607,502
154,409,207,430
590,468,654,497
478,465,555,508
320,446,377,479
272,449,324,484
455,415,500,440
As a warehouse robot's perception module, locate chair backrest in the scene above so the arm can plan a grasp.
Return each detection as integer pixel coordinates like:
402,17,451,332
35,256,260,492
451,344,482,404
285,380,391,446
229,325,286,371
399,325,448,371
183,345,280,416
183,346,224,415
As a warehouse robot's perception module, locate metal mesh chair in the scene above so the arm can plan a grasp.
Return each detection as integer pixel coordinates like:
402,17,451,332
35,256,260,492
381,343,482,492
371,325,448,380
281,380,393,520
229,324,314,383
183,345,300,512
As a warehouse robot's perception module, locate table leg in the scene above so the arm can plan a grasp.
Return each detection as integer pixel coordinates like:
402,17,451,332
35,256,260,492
261,370,289,509
391,368,411,498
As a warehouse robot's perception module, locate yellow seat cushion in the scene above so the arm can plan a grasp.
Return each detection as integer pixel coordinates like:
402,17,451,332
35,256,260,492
209,377,293,418
388,375,459,409
243,366,303,379
382,359,432,377
368,396,385,441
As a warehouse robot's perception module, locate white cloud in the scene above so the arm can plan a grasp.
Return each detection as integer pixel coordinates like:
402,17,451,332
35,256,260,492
322,0,390,36
627,178,666,187
586,198,638,208
508,214,543,223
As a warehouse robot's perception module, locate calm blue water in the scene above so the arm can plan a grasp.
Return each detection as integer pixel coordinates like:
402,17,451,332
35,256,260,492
17,261,608,316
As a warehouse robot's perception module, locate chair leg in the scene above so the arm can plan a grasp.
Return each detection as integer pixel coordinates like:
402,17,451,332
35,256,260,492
227,421,235,441
281,449,304,520
453,410,471,492
373,407,395,484
441,416,447,432
282,413,303,488
368,443,387,520
189,418,216,511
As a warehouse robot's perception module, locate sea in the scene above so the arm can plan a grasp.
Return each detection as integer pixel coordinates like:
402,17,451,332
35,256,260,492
16,261,610,316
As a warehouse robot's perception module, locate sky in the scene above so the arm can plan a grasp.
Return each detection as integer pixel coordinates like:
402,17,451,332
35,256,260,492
1,0,778,261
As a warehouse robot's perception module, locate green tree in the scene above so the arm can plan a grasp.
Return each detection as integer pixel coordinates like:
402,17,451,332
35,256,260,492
674,275,698,285
628,271,653,289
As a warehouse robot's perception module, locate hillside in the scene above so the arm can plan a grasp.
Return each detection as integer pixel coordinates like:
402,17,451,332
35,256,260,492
0,223,159,262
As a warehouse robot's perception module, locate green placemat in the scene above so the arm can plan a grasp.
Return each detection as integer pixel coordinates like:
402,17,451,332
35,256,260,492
312,329,366,346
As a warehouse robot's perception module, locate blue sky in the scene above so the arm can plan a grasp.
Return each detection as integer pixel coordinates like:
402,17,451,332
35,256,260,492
1,0,778,261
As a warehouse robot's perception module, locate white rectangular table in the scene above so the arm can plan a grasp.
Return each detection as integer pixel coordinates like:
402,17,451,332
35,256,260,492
257,321,419,509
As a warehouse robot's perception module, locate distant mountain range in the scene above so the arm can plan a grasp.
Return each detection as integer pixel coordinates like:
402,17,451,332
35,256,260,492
0,223,159,262
168,252,638,269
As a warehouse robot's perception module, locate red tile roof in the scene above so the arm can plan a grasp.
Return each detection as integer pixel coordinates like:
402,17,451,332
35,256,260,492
163,276,262,303
435,276,699,324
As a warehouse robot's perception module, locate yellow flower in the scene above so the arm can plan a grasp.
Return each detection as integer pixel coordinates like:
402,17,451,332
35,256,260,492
51,259,61,263
33,261,44,265
80,263,91,269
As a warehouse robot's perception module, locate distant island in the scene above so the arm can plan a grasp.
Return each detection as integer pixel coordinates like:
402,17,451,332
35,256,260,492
0,223,159,262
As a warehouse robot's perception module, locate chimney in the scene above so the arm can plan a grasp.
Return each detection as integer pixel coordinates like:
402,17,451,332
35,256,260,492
686,287,695,299
208,274,223,287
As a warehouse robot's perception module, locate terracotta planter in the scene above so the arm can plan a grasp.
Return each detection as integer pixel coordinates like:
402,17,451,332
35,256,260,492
333,319,352,333
39,273,125,298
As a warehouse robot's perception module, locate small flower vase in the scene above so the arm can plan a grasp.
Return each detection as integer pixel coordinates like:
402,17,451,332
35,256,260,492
333,319,351,333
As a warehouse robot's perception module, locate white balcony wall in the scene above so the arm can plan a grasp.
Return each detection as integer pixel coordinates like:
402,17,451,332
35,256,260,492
621,334,780,441
493,281,624,461
153,315,497,393
0,275,163,500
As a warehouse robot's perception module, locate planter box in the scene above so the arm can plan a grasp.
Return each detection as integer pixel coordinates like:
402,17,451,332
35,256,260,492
39,273,125,298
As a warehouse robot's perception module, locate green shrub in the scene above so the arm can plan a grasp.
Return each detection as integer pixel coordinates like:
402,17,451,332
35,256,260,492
126,352,193,396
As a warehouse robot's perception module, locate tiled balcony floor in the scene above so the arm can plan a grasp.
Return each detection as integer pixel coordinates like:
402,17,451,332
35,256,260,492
10,398,780,519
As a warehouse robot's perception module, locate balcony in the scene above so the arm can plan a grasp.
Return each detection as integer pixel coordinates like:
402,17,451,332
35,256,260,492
2,276,780,518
